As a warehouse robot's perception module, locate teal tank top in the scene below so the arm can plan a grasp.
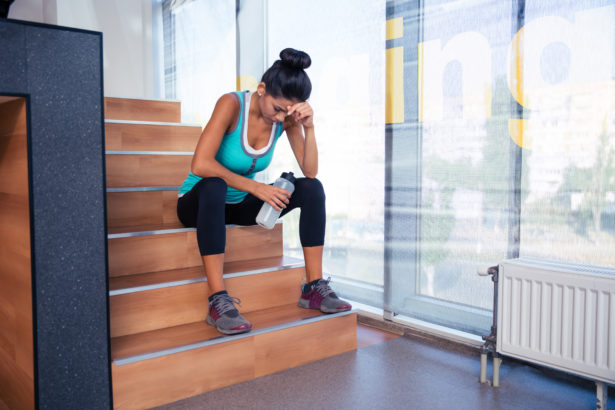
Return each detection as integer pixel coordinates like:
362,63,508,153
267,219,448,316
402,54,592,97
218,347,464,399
179,91,284,203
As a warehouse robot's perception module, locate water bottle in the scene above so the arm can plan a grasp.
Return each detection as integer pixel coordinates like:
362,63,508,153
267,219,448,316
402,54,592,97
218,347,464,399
256,172,296,229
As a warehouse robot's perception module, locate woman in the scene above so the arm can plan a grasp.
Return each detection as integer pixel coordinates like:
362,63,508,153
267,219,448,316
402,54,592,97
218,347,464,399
177,48,351,335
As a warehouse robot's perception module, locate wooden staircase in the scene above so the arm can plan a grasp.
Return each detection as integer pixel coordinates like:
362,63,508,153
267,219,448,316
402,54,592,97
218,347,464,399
104,97,358,409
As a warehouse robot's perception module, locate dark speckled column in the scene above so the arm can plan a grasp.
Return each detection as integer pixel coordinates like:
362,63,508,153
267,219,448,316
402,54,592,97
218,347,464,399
0,19,111,409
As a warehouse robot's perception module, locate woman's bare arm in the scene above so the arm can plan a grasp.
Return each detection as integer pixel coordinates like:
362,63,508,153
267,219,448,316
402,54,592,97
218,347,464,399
191,94,291,211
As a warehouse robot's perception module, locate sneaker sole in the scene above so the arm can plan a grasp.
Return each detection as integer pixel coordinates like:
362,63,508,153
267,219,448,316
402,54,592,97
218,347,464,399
297,298,352,314
206,315,253,335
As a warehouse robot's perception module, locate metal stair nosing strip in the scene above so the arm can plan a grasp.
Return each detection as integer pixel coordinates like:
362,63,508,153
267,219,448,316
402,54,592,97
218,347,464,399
107,219,283,239
113,309,357,366
109,256,305,296
106,151,193,156
108,227,195,239
105,119,201,128
105,95,182,103
106,186,181,192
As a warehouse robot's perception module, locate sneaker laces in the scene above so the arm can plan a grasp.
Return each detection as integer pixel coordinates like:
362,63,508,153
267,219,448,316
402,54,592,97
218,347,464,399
313,277,337,298
211,294,242,316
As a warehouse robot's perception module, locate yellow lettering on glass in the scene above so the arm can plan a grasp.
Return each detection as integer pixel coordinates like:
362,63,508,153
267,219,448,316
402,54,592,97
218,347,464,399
506,6,614,149
386,17,403,41
237,74,258,92
386,47,405,124
417,5,614,152
386,17,405,124
418,32,492,122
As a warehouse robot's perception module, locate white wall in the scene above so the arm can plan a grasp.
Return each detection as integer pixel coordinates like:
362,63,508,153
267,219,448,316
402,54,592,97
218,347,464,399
236,0,265,91
9,0,57,24
9,0,155,99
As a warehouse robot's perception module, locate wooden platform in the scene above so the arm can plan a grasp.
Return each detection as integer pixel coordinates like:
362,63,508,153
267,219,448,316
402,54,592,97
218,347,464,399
104,97,357,409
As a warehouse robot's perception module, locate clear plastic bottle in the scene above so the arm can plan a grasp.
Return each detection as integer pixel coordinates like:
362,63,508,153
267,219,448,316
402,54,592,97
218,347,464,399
255,172,296,229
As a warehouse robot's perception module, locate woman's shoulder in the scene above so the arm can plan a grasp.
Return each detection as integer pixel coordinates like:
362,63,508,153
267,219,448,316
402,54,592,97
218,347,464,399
211,92,241,119
212,92,243,134
217,92,241,108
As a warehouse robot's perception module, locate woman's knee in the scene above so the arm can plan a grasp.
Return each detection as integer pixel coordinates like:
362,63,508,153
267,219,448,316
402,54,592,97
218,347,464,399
196,177,227,199
296,177,325,203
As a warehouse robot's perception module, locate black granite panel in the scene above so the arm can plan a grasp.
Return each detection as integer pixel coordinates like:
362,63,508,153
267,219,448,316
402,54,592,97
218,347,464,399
0,21,26,92
25,24,110,410
0,19,111,409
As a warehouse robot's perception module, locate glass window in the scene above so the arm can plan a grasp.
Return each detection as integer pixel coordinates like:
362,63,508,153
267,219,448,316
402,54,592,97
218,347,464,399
161,0,615,334
267,0,386,305
388,0,615,334
162,0,236,123
518,1,615,267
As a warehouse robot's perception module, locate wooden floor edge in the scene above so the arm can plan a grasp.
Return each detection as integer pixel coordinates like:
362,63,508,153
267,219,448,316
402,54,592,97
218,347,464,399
113,310,357,366
357,312,482,356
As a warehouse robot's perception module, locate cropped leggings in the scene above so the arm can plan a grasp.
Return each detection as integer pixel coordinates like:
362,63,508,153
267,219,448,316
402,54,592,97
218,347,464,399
176,177,326,255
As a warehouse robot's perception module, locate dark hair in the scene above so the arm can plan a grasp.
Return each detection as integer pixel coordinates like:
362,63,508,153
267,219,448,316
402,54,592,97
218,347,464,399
261,48,312,101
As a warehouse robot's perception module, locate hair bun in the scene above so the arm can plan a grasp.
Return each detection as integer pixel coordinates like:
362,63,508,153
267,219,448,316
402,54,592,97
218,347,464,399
279,48,311,70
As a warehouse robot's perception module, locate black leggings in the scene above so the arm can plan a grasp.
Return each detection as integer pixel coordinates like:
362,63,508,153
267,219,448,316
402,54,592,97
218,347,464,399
177,177,326,255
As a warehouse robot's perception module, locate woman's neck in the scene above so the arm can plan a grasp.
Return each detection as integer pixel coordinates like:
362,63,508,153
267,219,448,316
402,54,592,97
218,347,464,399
249,92,264,121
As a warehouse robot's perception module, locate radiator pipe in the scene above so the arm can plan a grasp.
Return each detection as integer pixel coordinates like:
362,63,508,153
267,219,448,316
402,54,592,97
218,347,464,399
478,265,499,385
493,353,502,387
596,381,608,410
480,353,487,383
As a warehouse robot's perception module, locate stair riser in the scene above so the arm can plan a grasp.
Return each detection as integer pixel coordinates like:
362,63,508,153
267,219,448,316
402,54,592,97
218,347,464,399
105,97,181,123
109,267,305,337
112,338,253,410
106,154,191,188
108,225,283,277
107,191,179,228
105,122,200,152
111,314,357,410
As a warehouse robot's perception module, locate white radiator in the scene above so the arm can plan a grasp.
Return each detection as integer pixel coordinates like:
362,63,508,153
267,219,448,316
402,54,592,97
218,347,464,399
497,257,615,385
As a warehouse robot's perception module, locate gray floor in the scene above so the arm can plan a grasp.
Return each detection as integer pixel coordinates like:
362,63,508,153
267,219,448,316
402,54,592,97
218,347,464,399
154,335,614,410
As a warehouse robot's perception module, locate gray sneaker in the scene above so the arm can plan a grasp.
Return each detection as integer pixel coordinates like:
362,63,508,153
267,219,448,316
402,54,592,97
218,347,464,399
206,293,252,335
298,278,352,313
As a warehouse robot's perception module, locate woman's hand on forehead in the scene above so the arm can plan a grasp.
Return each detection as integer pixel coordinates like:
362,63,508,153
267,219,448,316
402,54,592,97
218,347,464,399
286,102,314,128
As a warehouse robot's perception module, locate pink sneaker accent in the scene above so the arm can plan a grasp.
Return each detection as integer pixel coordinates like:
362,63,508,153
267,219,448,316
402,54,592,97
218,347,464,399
304,291,324,309
298,278,352,313
232,323,252,331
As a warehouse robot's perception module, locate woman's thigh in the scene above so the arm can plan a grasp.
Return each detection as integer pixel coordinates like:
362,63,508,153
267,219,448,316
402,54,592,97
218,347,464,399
225,194,264,226
177,177,227,227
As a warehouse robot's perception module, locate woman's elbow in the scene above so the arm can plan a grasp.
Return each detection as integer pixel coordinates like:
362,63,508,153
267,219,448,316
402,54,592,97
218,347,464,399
303,169,318,179
191,160,211,178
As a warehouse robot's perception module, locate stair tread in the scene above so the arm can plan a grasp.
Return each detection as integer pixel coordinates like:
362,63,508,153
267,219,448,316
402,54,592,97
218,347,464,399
108,222,186,235
109,255,304,291
111,304,346,361
108,222,279,236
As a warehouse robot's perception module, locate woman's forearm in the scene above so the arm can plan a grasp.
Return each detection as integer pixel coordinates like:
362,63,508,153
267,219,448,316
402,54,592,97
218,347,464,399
192,158,260,195
301,125,318,178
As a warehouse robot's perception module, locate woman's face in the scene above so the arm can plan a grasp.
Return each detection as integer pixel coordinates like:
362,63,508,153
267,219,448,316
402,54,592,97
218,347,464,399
257,84,299,124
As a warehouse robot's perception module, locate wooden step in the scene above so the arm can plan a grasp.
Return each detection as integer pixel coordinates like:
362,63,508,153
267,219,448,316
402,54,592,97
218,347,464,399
109,262,305,337
106,154,191,188
104,97,181,123
105,121,201,152
111,307,357,409
107,190,180,229
109,255,301,291
107,224,283,277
